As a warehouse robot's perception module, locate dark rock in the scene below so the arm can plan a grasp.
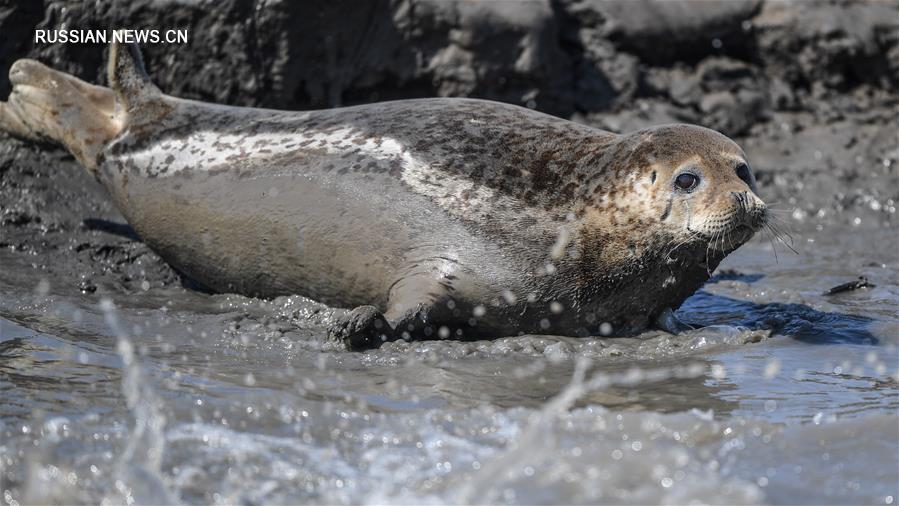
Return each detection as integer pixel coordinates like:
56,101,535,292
668,68,702,106
397,0,575,114
0,0,44,98
560,0,761,64
768,77,799,111
556,1,640,111
754,1,899,93
3,0,576,115
699,88,767,137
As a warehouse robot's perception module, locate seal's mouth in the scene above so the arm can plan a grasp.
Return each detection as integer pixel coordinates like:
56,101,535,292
723,204,769,248
731,223,758,242
703,221,761,252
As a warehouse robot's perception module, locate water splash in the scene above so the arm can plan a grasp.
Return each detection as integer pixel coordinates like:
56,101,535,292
100,297,179,505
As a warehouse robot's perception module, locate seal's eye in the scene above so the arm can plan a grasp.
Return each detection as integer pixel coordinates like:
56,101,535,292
674,173,700,191
735,163,752,186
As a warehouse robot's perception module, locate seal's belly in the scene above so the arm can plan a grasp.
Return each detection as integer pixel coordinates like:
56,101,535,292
105,151,473,307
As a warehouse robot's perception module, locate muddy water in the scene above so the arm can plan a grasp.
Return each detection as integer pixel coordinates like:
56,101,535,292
1,220,898,505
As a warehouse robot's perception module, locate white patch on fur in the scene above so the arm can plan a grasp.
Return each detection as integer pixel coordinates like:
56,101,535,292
337,130,499,214
120,130,299,175
121,124,499,215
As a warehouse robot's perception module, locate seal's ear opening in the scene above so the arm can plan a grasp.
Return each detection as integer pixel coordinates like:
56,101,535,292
108,41,162,118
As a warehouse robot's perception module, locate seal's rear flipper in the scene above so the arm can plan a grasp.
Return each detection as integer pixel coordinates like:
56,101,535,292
107,42,164,124
0,59,120,173
0,43,169,174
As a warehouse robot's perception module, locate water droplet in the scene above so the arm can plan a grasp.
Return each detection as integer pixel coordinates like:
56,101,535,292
763,358,781,379
711,364,726,380
36,279,50,296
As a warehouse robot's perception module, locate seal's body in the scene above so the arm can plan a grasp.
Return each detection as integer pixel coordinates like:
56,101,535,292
0,44,768,348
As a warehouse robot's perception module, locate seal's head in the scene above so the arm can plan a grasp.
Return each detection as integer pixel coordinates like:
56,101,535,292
639,125,767,252
594,124,767,257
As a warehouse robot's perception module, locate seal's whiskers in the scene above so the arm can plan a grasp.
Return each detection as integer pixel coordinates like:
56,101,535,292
765,222,799,255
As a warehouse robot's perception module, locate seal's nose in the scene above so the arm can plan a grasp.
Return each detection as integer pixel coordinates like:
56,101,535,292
731,191,768,229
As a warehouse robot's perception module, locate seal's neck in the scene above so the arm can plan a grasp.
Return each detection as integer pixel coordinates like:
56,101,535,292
569,228,728,334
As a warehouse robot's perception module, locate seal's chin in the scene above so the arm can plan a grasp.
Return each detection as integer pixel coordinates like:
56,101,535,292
707,223,759,252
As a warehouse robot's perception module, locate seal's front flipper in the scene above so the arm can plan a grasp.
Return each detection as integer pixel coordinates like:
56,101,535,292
655,307,698,334
331,269,457,350
386,303,433,341
382,267,462,342
0,59,120,172
329,305,395,350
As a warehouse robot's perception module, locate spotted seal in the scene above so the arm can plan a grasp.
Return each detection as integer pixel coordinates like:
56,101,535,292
0,43,768,349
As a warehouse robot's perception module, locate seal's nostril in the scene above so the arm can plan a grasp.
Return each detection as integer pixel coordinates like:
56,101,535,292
731,191,748,211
